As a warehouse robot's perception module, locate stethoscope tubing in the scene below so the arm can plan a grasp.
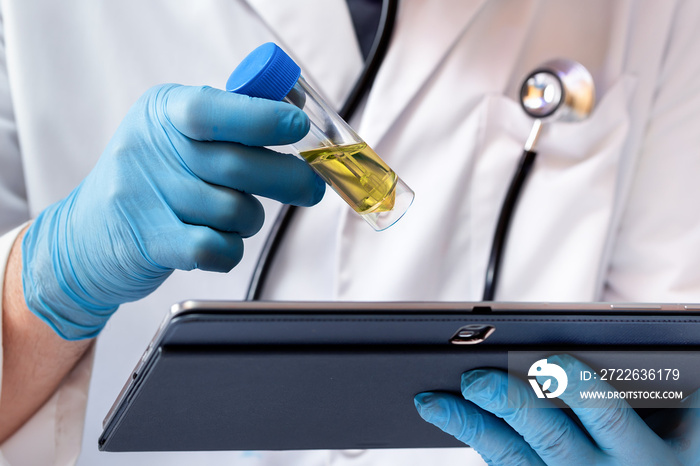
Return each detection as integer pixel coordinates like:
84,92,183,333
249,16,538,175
482,148,538,301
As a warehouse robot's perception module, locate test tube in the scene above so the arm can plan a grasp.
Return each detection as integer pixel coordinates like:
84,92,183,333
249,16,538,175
226,42,414,231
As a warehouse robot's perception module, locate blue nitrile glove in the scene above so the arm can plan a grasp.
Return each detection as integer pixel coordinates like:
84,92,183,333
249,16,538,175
22,84,324,340
415,354,700,465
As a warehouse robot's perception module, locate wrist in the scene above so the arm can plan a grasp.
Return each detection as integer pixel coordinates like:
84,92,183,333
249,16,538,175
22,197,117,340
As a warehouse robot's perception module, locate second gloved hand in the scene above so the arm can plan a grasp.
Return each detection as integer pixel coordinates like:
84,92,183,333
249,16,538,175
22,84,324,340
414,354,700,465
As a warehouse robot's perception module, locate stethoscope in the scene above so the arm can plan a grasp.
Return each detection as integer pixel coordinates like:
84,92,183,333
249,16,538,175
483,59,595,300
246,0,595,302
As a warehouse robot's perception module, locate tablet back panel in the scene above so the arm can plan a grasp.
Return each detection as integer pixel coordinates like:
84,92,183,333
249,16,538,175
99,301,700,452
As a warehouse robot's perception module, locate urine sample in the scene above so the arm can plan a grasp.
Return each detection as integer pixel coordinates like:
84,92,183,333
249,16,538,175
226,42,414,231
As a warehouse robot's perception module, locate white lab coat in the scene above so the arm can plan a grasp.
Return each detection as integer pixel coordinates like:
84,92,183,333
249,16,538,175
1,0,700,465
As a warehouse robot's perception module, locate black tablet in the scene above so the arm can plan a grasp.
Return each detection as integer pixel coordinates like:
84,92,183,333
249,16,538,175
99,301,700,452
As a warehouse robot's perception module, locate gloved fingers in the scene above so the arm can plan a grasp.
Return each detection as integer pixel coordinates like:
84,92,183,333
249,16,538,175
162,84,310,146
548,354,673,458
178,140,325,207
163,178,265,237
414,392,547,466
143,223,244,273
460,369,600,465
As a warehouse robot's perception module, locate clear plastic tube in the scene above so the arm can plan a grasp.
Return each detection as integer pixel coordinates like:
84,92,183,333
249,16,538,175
227,42,414,231
284,77,414,231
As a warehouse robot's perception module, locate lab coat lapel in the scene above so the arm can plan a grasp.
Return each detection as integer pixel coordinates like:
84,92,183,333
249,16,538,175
358,0,489,147
244,0,363,108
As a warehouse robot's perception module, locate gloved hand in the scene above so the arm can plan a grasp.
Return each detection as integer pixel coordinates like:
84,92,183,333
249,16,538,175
22,84,324,340
415,354,700,465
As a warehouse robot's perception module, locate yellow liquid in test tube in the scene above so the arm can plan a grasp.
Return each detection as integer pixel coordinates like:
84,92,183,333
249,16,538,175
300,142,397,214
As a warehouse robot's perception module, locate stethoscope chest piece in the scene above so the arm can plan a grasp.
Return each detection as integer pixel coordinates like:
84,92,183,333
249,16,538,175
520,58,595,123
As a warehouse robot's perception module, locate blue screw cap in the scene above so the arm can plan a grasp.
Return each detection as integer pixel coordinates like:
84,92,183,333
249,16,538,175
226,42,301,101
